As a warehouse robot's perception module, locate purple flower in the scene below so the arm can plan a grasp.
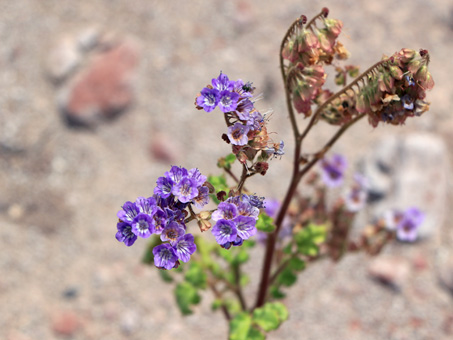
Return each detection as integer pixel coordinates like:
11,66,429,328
174,234,197,263
248,195,265,209
245,110,264,131
153,244,179,270
218,90,240,113
196,87,220,112
396,207,425,242
227,122,251,146
344,173,369,212
160,221,185,243
152,207,167,234
234,215,257,240
117,201,140,223
166,166,189,185
235,99,254,120
131,213,155,238
212,219,238,245
212,202,239,221
320,153,347,188
233,79,254,98
212,72,234,91
188,168,207,187
172,177,198,203
154,177,173,198
193,186,210,209
115,222,137,246
135,196,157,216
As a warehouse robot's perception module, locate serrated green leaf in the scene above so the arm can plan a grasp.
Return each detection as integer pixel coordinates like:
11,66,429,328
294,224,326,256
225,153,237,165
185,262,207,289
252,305,280,332
229,312,252,340
252,303,288,332
267,302,289,323
256,213,275,233
247,327,266,340
276,268,297,287
288,257,306,272
174,282,201,315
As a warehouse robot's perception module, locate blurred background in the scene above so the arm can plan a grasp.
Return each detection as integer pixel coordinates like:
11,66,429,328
0,0,452,339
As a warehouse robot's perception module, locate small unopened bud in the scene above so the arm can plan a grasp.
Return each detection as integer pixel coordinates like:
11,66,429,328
217,191,227,201
300,15,307,25
322,7,329,17
419,49,428,57
197,218,212,232
198,211,211,220
255,161,269,176
222,133,230,144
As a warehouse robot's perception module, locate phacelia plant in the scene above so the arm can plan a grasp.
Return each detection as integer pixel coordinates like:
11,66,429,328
115,8,433,339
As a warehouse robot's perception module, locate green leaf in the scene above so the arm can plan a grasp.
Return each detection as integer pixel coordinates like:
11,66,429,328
225,153,237,166
252,305,280,332
267,302,289,323
185,262,207,289
294,224,326,256
252,303,288,332
276,268,297,287
247,327,266,340
288,257,306,272
282,243,293,255
174,282,201,315
256,213,275,233
159,270,173,283
270,286,286,299
229,312,252,340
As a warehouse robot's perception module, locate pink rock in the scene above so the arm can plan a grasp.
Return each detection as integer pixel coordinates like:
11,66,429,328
51,311,81,336
59,39,141,127
150,132,179,163
368,256,410,290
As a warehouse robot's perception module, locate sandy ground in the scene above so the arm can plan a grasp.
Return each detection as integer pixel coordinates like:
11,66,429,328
1,1,452,339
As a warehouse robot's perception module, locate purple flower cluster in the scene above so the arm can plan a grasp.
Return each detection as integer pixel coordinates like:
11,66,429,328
196,72,264,147
383,207,425,242
211,194,262,249
319,153,347,188
115,166,210,270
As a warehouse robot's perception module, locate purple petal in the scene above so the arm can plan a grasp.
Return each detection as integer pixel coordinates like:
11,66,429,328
153,244,178,270
116,222,137,246
160,221,185,243
212,219,238,245
234,215,257,240
212,202,239,221
174,234,197,263
131,213,155,238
